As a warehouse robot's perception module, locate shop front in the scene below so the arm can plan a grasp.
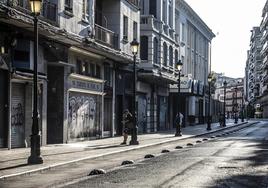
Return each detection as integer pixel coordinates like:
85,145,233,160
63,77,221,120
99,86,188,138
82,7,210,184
67,74,105,141
0,68,8,147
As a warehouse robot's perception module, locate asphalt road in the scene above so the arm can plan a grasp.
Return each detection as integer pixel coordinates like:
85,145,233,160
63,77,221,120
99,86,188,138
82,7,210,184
64,121,268,188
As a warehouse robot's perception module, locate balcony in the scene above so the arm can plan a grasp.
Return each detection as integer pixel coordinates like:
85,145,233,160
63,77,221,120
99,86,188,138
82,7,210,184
94,24,119,49
261,29,268,42
140,15,163,32
262,85,268,94
261,41,268,55
126,0,140,7
260,13,268,31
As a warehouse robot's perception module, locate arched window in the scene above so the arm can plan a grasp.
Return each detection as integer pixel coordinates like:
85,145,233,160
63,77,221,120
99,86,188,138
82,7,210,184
174,49,178,65
163,42,167,66
153,37,159,64
169,46,173,67
140,36,148,60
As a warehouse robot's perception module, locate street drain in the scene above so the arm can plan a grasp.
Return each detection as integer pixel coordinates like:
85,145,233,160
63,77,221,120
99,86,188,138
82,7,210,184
186,143,194,146
175,146,183,149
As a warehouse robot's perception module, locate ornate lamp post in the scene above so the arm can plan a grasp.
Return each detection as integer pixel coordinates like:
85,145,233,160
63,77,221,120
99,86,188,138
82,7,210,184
223,81,227,127
234,86,238,124
129,38,139,145
207,74,212,131
175,60,183,136
28,0,43,164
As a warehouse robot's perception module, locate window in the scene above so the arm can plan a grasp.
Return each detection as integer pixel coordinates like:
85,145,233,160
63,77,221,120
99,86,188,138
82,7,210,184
169,4,172,27
140,0,145,14
181,55,185,65
163,42,167,66
162,0,166,24
149,0,157,18
140,36,148,60
181,23,185,42
174,49,178,65
76,59,101,79
123,16,128,40
96,64,101,78
64,0,73,12
76,60,84,75
133,21,138,40
169,46,173,67
153,37,159,64
104,64,111,86
90,63,95,77
82,0,89,21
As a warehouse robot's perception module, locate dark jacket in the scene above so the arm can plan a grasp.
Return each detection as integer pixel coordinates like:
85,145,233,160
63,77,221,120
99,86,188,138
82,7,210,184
123,113,134,129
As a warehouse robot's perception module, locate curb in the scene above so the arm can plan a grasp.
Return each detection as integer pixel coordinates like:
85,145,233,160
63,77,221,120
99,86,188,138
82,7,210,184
0,121,258,180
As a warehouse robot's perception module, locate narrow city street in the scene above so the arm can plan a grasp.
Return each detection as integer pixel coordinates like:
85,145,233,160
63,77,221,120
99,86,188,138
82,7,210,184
62,121,268,188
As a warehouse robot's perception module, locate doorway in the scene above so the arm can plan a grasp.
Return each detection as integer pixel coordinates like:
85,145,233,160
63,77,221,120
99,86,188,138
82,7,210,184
47,66,64,144
0,70,8,147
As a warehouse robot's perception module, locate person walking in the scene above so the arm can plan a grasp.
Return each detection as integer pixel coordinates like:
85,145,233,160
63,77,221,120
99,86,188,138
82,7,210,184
175,112,184,136
121,109,134,145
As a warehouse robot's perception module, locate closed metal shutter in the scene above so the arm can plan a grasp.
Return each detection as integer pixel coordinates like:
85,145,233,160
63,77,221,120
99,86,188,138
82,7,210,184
68,92,99,140
11,83,25,148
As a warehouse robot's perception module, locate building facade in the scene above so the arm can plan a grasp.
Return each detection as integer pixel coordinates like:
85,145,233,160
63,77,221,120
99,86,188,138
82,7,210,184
245,0,268,118
0,0,140,148
0,0,215,149
258,1,268,117
245,27,262,105
172,0,215,125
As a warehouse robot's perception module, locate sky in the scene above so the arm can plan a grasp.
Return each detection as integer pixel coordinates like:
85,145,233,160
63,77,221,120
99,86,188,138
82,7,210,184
185,0,266,78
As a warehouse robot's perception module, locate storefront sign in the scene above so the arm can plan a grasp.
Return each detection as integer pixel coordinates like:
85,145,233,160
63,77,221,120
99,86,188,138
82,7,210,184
198,81,204,95
180,77,192,89
69,76,103,92
193,80,198,94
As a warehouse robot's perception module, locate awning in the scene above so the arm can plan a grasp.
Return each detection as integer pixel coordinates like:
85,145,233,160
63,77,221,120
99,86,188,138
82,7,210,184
12,68,47,82
69,88,105,96
138,70,177,85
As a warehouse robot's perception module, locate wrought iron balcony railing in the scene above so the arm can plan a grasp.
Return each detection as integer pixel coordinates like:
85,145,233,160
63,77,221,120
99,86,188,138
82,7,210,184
94,24,118,49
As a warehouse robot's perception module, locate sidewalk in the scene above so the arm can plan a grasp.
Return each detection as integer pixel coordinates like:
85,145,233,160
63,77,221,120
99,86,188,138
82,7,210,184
0,119,251,180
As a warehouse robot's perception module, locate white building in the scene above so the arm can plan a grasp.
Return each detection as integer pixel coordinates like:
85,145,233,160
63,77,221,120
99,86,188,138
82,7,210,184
139,0,215,129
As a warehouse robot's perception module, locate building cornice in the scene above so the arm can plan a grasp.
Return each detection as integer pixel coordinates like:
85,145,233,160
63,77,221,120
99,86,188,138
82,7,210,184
0,3,134,64
176,0,215,41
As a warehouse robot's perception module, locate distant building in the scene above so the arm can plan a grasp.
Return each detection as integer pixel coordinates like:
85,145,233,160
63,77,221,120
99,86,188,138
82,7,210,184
258,0,268,117
245,27,262,105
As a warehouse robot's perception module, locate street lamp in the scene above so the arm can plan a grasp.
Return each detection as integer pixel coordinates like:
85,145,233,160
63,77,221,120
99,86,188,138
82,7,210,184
175,60,183,136
223,81,227,127
28,0,43,164
241,90,244,122
234,86,238,124
129,38,139,145
207,74,212,131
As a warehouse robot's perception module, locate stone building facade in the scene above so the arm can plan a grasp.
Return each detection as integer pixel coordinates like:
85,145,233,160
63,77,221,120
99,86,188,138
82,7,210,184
0,0,215,148
0,0,140,148
172,0,215,125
